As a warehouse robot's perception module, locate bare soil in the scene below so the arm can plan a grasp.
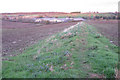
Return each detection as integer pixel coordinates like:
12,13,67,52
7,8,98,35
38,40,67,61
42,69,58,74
2,21,77,56
86,20,118,46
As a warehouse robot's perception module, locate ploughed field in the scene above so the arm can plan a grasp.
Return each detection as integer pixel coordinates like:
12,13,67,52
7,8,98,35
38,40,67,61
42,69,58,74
2,21,77,56
86,20,118,46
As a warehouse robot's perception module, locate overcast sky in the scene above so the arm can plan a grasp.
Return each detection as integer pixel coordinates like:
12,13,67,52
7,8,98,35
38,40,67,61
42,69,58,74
0,0,119,13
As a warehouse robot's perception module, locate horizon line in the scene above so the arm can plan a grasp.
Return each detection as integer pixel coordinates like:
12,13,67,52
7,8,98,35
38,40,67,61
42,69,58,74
1,11,118,14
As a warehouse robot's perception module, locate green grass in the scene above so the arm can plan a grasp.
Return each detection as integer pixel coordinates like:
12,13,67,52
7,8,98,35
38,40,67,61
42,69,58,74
2,22,118,78
57,13,116,18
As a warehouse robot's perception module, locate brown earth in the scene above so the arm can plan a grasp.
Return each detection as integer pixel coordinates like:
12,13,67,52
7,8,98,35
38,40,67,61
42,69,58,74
2,21,78,56
85,20,118,46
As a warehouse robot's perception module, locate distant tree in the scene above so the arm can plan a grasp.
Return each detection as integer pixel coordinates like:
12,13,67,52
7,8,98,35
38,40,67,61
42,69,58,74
108,17,111,19
99,16,102,18
37,16,43,18
103,16,111,20
95,16,100,19
112,16,116,19
45,21,50,24
117,16,120,20
103,16,106,19
82,17,87,19
71,12,81,13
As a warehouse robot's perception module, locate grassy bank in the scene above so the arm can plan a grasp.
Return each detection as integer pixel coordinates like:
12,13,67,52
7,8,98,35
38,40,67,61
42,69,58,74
2,22,118,78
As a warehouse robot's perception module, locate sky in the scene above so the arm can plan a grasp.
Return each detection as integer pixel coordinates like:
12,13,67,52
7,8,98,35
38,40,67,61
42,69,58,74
0,0,119,13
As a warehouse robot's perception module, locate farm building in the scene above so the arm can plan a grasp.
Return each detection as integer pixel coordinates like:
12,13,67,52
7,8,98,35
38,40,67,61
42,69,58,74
34,18,42,22
34,18,63,23
73,18,84,21
32,17,84,23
